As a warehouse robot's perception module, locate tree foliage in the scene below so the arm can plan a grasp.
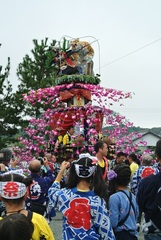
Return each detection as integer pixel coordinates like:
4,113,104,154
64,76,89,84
16,38,58,119
0,57,21,148
0,38,62,149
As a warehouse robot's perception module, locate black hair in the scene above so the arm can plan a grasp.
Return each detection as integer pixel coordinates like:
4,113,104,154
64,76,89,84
66,157,108,203
124,159,130,165
108,163,131,197
94,140,106,153
0,148,12,164
79,134,84,137
129,153,137,161
129,153,140,165
68,126,74,130
39,151,45,158
155,139,161,159
0,213,34,240
116,151,125,158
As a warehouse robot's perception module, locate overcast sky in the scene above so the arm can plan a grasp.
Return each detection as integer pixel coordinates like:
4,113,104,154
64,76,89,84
1,0,161,128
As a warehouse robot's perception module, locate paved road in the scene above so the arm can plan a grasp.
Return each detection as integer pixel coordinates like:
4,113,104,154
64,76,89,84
50,211,144,240
50,211,62,239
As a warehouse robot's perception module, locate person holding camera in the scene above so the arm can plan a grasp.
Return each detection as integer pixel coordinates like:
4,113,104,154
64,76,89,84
0,148,17,173
0,148,18,216
25,158,55,217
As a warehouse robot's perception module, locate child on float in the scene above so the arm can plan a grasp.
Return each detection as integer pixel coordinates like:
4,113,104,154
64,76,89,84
48,153,115,240
107,163,139,240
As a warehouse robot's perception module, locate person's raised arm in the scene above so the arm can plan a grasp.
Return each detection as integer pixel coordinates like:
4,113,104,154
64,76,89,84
55,161,70,183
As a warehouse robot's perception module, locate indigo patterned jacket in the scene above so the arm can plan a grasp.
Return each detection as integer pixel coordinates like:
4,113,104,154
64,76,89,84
48,182,115,240
130,166,159,195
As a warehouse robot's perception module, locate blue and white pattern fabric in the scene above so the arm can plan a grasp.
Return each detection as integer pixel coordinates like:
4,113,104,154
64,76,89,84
130,166,159,196
48,182,115,240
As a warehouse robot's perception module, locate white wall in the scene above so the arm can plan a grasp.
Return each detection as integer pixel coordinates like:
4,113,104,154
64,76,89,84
133,133,160,146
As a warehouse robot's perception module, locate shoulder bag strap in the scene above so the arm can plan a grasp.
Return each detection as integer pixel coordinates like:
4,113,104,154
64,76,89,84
27,210,33,221
117,191,133,227
120,190,136,214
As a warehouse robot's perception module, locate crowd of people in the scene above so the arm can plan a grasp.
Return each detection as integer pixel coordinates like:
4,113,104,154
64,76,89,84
0,135,161,240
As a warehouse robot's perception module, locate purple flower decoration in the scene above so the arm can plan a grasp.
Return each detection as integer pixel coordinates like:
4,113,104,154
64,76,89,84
107,170,117,181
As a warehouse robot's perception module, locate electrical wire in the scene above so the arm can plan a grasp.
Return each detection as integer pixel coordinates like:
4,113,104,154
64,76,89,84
99,37,161,69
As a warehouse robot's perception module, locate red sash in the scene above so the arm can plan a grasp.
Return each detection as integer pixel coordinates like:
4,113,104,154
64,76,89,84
102,157,108,180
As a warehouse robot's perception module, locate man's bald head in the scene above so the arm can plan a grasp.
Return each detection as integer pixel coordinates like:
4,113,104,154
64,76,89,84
29,159,41,173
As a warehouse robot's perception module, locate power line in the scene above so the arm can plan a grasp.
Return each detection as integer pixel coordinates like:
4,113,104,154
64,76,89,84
112,107,161,114
99,37,161,69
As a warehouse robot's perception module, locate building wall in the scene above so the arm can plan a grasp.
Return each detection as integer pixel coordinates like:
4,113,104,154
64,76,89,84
133,133,160,147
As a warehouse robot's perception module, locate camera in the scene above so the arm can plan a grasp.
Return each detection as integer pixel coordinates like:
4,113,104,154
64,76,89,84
38,157,44,165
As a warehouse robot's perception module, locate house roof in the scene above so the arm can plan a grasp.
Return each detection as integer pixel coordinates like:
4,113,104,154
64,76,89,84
132,130,161,146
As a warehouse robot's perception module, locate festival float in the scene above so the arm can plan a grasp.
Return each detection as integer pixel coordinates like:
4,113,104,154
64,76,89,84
18,36,145,163
49,38,103,147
